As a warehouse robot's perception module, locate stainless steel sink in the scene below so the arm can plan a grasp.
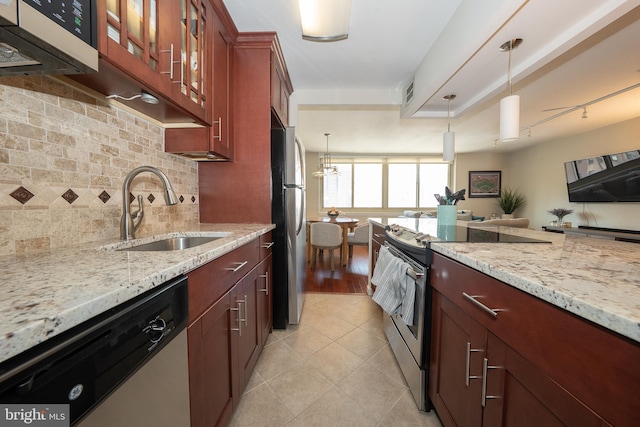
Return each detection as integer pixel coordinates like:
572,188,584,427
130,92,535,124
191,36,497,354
119,236,222,251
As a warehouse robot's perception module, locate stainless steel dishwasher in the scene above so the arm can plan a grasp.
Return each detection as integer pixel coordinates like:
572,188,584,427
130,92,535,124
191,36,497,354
0,275,190,426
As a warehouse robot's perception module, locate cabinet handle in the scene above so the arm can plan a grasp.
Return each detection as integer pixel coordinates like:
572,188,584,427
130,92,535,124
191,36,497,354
481,357,503,407
374,250,379,262
261,242,274,249
212,117,222,141
465,341,483,386
242,295,248,326
225,261,248,272
230,305,241,336
236,297,247,328
373,233,385,238
462,293,502,318
160,44,180,81
259,272,269,295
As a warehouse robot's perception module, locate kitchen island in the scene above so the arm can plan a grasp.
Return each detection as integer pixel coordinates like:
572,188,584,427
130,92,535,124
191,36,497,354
369,217,640,343
370,217,640,426
0,223,275,365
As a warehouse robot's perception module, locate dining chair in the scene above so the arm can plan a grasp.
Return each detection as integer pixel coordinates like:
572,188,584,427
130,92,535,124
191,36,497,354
310,222,343,271
347,222,369,258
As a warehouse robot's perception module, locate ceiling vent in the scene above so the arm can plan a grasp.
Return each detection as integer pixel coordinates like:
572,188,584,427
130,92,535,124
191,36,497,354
404,78,415,106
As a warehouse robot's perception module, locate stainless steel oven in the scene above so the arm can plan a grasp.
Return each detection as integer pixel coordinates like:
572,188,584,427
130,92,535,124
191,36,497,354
377,241,432,411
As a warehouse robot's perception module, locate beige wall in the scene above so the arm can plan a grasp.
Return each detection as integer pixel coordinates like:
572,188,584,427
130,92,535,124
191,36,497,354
0,76,200,256
304,117,640,231
505,117,640,230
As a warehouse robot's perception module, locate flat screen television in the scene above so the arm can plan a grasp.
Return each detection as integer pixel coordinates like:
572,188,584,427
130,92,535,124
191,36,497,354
564,149,640,202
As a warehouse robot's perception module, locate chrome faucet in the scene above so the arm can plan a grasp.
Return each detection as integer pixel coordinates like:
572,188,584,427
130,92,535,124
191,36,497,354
120,166,179,240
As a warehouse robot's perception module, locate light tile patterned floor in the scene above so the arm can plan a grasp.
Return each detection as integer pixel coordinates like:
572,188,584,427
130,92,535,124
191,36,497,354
230,293,443,426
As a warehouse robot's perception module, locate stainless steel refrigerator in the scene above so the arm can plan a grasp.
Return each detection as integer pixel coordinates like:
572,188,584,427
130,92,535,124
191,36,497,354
271,127,306,328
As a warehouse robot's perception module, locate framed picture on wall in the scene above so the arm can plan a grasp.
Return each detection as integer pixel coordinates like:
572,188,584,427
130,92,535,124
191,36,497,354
469,171,501,198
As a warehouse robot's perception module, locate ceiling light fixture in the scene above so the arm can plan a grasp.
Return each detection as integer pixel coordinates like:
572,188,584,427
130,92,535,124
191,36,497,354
106,90,159,105
299,0,352,42
581,107,588,119
313,133,340,179
499,38,523,142
442,94,456,162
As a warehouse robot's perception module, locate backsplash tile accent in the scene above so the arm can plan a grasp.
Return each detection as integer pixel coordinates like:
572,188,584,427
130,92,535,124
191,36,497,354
9,186,34,204
0,76,201,256
61,189,79,204
99,190,110,203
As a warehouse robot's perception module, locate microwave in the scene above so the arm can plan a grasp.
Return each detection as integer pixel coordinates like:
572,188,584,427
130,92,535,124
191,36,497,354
0,0,98,76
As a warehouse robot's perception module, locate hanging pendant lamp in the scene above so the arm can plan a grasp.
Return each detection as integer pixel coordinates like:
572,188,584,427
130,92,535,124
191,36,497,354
443,94,456,162
499,38,523,142
313,133,340,178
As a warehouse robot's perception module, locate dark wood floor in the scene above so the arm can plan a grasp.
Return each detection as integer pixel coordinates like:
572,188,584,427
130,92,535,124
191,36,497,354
304,245,369,294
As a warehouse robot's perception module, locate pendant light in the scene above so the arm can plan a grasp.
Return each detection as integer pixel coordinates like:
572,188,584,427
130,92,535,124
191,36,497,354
313,133,340,178
443,94,456,162
499,38,523,142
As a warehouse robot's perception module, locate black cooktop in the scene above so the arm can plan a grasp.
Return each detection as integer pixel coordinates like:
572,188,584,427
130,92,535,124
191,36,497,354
385,223,551,265
387,223,551,244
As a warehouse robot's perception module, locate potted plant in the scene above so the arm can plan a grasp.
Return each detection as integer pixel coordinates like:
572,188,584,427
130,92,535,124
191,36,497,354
547,208,574,227
496,186,526,218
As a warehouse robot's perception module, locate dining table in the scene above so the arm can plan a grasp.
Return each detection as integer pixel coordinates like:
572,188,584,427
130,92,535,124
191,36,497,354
306,216,359,266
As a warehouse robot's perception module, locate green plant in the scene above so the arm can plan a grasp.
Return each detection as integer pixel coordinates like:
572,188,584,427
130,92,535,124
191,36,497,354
496,187,526,214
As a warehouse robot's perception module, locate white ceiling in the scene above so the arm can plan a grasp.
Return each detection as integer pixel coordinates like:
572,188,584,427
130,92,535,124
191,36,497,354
223,0,640,156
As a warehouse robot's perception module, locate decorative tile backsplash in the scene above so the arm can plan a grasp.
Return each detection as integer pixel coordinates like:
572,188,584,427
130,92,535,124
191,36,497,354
0,76,200,256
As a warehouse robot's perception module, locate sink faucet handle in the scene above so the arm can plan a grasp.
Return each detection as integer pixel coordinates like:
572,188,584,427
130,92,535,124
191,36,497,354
132,194,145,234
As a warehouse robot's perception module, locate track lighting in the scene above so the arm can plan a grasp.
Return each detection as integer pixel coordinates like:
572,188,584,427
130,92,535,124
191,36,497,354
581,107,588,119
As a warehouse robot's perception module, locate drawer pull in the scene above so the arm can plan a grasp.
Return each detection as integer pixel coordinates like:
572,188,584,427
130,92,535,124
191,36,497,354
230,305,241,336
481,357,503,407
465,341,483,386
259,272,269,295
261,242,275,249
237,297,247,327
373,233,385,238
463,293,502,318
225,261,248,272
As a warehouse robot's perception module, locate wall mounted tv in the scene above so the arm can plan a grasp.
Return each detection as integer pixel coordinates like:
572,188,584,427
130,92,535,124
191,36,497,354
564,149,640,202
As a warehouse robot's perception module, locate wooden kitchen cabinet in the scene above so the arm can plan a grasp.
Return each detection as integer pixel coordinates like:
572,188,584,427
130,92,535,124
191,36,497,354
271,50,292,127
258,233,274,347
73,0,212,124
186,234,273,426
370,222,386,277
198,33,291,223
164,0,236,160
429,252,640,427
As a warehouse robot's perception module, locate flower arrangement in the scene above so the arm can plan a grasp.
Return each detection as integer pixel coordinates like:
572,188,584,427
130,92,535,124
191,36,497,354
327,207,342,218
547,207,574,222
434,187,466,205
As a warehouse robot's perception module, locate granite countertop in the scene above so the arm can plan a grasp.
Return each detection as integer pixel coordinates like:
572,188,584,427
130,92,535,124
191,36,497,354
0,223,275,365
369,217,640,343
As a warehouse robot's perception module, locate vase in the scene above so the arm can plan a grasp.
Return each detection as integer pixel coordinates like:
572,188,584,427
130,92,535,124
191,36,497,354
437,205,457,227
501,213,514,219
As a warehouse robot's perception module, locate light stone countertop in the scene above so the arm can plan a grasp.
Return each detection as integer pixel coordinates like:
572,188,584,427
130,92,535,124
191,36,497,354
370,217,640,344
0,223,275,365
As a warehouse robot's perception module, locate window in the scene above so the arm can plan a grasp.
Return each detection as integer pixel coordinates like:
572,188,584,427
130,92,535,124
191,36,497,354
322,158,449,209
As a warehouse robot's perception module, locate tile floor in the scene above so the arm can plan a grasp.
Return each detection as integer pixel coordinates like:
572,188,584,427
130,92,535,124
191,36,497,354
230,293,443,426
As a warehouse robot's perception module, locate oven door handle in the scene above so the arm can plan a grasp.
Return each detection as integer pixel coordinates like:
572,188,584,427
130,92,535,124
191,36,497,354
406,268,424,280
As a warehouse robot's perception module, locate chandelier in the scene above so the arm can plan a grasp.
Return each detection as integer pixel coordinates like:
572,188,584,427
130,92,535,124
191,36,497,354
313,133,340,178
